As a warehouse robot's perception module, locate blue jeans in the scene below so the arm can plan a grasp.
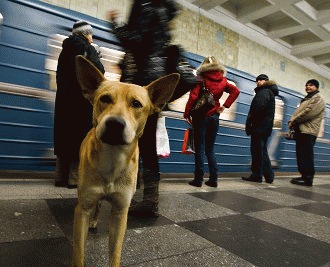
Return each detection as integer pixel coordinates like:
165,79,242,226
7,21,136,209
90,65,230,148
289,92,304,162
192,113,219,182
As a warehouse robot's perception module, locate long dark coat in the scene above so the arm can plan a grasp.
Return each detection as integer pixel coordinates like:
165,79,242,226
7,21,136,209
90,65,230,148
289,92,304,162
110,0,182,173
245,80,279,137
54,34,105,159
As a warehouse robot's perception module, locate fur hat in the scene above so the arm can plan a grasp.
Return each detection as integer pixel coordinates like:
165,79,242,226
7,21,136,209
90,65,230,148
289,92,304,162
256,74,269,81
306,79,319,88
197,56,224,74
72,21,93,35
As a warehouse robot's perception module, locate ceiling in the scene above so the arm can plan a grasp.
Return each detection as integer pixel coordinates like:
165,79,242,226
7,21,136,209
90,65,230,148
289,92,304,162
177,0,330,79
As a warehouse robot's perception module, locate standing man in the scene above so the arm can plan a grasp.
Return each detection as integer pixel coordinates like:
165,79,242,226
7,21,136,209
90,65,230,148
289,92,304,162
242,74,279,184
54,21,105,188
289,79,325,186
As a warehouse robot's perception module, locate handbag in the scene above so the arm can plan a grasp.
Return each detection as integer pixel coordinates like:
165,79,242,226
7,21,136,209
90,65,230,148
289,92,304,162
284,130,296,140
181,127,195,155
190,80,215,116
156,116,170,158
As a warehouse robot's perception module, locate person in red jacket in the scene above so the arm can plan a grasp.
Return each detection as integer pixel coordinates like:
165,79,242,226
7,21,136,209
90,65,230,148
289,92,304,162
184,56,240,187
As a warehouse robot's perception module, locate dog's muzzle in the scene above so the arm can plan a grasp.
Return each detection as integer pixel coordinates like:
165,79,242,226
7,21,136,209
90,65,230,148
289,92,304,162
100,117,128,145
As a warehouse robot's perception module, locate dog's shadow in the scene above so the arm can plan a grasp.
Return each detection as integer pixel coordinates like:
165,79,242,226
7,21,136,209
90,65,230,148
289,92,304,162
47,198,171,238
46,197,173,266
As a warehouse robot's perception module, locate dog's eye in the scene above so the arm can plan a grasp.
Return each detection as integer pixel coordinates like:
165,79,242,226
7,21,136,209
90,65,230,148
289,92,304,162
100,95,112,104
132,100,143,108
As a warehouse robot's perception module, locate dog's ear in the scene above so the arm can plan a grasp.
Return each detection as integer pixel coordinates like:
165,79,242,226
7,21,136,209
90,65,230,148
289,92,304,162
75,55,105,102
146,73,180,113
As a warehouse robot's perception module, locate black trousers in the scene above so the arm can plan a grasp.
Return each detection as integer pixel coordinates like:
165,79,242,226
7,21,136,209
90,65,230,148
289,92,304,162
250,133,274,182
139,112,159,174
295,133,316,181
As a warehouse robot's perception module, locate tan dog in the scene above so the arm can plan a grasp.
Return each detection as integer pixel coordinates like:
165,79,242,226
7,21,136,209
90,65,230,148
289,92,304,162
72,55,179,267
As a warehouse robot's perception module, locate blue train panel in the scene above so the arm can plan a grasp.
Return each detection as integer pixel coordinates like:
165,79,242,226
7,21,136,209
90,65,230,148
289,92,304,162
0,0,329,175
0,89,54,170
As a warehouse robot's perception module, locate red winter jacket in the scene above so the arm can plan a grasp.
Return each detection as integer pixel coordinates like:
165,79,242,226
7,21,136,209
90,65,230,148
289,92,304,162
184,71,240,118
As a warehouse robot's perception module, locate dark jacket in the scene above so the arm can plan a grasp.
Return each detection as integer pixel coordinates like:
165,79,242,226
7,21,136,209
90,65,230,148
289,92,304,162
111,0,178,85
54,34,105,159
184,71,240,118
245,80,279,137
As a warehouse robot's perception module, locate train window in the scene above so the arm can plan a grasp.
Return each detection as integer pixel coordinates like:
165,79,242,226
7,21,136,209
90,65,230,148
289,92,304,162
45,34,66,90
273,98,284,130
167,92,189,113
45,34,125,90
167,79,238,121
220,80,237,121
98,46,124,81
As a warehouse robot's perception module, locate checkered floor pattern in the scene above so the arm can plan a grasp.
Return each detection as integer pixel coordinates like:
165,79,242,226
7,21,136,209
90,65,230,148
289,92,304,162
0,176,329,266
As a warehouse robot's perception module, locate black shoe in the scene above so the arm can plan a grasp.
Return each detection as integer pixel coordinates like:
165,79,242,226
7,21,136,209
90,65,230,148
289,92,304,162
291,177,303,182
67,184,78,189
128,202,159,218
55,181,67,187
241,176,262,183
205,180,218,188
188,180,202,187
290,178,313,186
265,180,273,184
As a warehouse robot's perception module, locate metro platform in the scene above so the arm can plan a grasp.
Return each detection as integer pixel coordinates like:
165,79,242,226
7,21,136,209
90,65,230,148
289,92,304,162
0,173,329,267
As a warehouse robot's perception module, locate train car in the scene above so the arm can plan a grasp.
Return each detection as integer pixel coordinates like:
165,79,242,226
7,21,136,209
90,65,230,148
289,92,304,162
0,0,124,171
0,0,329,175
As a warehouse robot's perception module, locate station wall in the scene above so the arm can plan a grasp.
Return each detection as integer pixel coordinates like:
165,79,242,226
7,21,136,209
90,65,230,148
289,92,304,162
40,0,330,103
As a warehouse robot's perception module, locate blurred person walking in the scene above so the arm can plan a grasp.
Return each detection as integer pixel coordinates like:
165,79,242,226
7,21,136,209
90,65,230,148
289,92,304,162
108,0,180,217
54,21,105,188
289,79,325,186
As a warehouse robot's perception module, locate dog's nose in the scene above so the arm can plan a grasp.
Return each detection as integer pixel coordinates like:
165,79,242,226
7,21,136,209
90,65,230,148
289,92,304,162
100,117,127,145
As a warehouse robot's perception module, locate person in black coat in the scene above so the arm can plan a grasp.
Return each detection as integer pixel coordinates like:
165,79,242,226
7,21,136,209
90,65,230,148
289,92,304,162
54,21,105,188
108,0,182,217
242,74,279,184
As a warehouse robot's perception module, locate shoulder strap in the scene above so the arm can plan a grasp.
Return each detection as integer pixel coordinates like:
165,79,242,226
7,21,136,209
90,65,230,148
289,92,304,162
202,79,209,92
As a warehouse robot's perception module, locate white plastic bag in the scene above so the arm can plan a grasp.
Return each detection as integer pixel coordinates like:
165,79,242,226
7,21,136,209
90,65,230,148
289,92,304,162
156,116,170,158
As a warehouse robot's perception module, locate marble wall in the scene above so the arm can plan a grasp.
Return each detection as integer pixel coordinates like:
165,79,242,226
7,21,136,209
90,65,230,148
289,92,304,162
40,0,330,102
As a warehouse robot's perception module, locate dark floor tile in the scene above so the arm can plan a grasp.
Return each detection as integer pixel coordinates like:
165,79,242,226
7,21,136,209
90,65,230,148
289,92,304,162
46,198,173,236
0,199,64,242
293,203,330,218
190,191,284,213
179,214,330,267
0,237,72,267
266,187,330,202
46,198,76,238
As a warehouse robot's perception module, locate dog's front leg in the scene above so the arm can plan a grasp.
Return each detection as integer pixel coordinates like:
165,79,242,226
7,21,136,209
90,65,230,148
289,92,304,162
72,202,94,267
89,200,102,231
108,203,129,267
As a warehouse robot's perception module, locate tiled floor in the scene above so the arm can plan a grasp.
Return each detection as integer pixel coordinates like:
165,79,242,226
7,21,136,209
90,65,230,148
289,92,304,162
0,175,329,266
